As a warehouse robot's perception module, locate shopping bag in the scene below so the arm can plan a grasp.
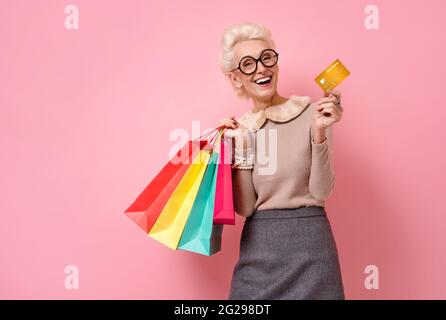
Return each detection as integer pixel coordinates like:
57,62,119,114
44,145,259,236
178,131,224,255
148,140,214,250
124,126,222,233
213,135,235,225
124,140,205,232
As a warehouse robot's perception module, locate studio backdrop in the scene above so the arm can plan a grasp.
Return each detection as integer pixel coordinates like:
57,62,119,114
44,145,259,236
0,0,445,299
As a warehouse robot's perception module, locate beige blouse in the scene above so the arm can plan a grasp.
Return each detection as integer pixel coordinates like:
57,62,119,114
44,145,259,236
231,95,335,217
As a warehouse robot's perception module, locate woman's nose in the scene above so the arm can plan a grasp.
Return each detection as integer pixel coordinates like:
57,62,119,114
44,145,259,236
256,61,267,72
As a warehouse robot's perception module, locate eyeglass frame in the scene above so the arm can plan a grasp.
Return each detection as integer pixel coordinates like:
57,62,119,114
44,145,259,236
230,48,279,75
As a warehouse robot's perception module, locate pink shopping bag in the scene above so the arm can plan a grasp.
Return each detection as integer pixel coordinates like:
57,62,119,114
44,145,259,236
213,135,235,225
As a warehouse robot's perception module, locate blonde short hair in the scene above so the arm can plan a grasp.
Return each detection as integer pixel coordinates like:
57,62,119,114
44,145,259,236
219,22,277,100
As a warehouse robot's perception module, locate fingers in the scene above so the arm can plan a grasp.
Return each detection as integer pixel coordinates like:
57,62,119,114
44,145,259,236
223,127,251,148
324,89,342,99
318,96,338,105
319,106,342,115
317,90,344,125
321,90,342,109
316,101,343,115
223,128,241,138
220,120,236,128
318,100,343,112
316,101,338,111
224,127,246,138
220,116,238,129
329,89,341,100
317,106,343,119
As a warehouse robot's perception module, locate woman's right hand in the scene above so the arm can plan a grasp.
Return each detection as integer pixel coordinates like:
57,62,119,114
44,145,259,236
219,116,238,129
220,116,250,153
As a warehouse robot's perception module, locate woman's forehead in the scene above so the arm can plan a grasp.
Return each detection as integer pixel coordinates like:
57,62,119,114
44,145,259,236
235,40,269,59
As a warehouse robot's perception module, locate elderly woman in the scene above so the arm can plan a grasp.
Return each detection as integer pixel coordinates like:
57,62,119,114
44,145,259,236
218,23,345,300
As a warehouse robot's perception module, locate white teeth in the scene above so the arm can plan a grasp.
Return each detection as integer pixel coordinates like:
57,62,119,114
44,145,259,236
254,76,272,84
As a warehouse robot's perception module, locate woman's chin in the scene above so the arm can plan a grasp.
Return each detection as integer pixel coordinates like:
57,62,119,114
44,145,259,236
251,86,276,98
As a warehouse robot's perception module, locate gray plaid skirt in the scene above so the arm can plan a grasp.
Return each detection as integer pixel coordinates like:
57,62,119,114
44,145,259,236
228,206,345,300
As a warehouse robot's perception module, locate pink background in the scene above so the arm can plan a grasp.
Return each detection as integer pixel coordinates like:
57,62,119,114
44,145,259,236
1,0,445,299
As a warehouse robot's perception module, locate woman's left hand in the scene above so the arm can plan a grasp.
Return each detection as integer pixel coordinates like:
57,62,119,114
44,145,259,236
312,89,344,130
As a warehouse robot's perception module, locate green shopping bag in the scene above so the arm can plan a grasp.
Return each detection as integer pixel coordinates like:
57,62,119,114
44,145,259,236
178,132,224,256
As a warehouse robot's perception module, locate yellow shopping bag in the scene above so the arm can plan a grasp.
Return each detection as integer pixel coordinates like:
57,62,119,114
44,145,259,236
148,147,211,250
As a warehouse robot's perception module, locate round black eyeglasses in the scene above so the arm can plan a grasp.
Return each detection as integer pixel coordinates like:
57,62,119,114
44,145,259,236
231,49,279,75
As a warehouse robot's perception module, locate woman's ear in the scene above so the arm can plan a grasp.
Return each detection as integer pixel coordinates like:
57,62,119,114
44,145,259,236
228,71,243,88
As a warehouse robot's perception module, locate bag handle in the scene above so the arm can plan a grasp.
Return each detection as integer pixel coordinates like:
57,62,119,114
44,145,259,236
209,128,225,146
192,125,225,142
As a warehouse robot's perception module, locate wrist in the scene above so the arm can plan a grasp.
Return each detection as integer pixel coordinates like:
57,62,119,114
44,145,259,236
232,154,254,170
311,125,327,144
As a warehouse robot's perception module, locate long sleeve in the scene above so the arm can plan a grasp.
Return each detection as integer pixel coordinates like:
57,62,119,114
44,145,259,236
309,126,335,200
232,169,257,217
230,132,257,218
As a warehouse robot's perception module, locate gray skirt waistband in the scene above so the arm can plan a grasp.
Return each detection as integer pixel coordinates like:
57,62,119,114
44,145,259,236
248,205,327,220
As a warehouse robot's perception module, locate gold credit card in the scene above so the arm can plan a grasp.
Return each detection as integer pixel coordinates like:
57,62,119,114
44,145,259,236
315,58,350,93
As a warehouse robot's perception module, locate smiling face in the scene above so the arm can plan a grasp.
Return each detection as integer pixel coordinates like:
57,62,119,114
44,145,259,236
229,39,279,101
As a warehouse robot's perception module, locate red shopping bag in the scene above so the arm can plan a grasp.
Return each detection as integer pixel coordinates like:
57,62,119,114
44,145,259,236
124,126,224,232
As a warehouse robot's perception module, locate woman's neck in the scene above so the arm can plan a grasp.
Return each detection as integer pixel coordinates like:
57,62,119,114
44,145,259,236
252,92,288,112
